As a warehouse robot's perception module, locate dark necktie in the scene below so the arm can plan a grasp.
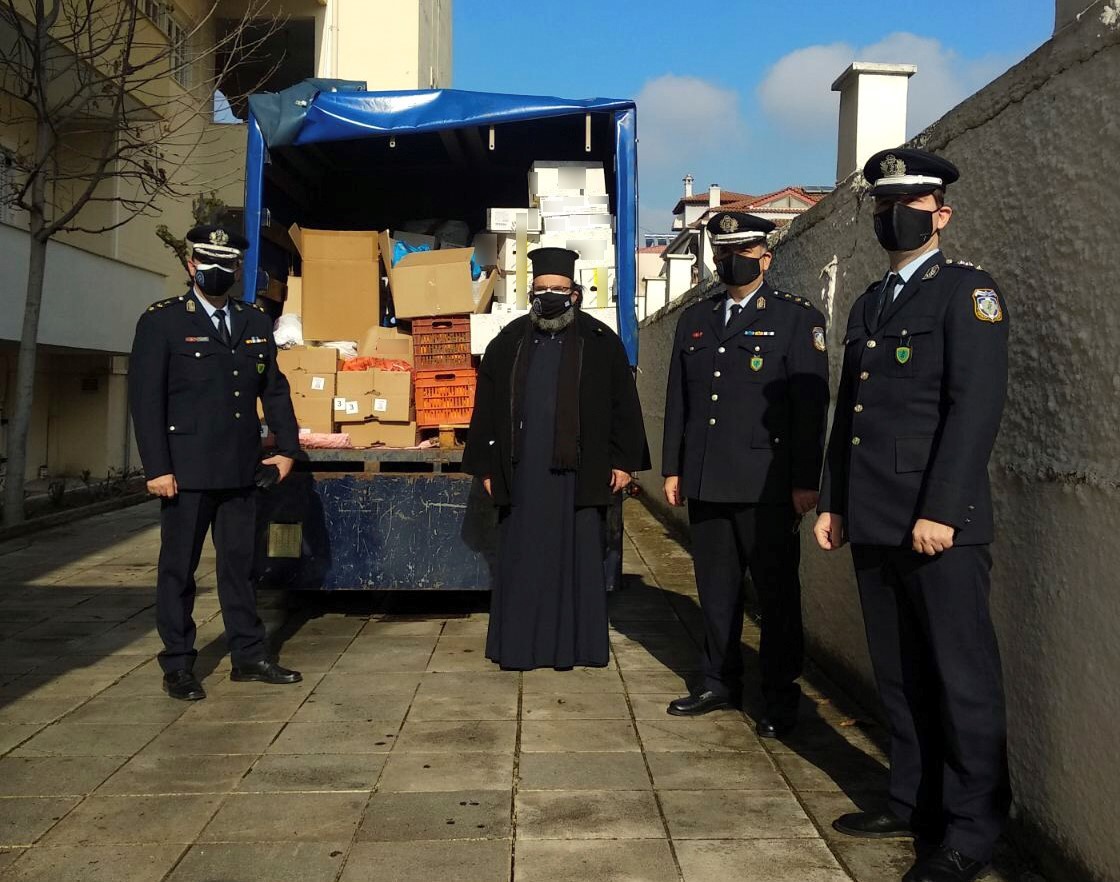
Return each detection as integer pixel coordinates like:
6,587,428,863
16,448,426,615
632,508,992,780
726,303,743,328
214,308,231,348
873,273,899,328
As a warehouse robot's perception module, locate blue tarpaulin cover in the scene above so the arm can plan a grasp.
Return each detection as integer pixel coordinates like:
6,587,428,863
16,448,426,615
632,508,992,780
244,87,639,361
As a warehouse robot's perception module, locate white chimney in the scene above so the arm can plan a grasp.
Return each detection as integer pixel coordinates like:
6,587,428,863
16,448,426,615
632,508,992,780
831,62,917,183
708,184,720,208
683,174,694,198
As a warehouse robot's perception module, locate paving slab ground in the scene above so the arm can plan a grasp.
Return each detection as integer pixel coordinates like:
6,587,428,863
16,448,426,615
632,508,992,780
0,499,1045,882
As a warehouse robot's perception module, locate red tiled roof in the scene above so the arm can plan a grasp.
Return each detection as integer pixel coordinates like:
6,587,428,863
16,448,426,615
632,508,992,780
638,245,667,253
672,190,756,215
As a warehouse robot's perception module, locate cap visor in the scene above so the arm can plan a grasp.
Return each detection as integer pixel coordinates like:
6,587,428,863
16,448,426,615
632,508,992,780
870,182,941,197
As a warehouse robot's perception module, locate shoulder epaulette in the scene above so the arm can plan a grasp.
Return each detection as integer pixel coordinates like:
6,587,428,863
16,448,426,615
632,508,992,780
775,290,812,309
146,295,182,312
945,258,985,271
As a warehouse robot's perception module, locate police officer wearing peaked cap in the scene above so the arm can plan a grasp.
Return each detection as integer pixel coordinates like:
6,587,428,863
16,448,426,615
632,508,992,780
661,211,830,736
814,149,1011,882
129,225,303,701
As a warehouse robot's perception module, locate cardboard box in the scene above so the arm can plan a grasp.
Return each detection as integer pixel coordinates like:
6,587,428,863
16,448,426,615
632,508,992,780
538,194,610,216
260,277,287,303
381,231,496,319
278,346,339,375
292,396,334,435
486,207,541,233
289,225,380,341
333,370,411,423
344,420,418,449
285,276,303,316
359,326,414,364
290,371,336,399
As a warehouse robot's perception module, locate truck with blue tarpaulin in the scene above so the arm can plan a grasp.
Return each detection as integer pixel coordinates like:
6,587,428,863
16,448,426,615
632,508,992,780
242,84,639,591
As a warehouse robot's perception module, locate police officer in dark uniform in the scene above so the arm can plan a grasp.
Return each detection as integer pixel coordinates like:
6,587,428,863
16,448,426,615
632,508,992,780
814,149,1011,882
129,225,303,701
662,212,830,736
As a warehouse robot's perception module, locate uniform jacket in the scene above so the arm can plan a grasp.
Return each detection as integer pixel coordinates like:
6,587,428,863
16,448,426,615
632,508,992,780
662,281,830,504
129,290,300,490
819,252,1009,546
463,311,650,508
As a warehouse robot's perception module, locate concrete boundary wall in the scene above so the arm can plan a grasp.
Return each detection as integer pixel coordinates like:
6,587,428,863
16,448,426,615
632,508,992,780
636,6,1120,879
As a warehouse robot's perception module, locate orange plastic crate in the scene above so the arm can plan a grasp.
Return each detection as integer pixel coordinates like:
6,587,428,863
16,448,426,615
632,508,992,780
411,316,472,370
413,368,477,428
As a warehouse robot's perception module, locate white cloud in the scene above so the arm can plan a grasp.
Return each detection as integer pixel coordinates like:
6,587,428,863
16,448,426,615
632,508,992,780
636,74,747,169
757,32,1017,138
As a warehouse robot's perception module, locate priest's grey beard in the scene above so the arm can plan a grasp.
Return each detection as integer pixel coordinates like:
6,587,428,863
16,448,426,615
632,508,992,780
529,306,577,333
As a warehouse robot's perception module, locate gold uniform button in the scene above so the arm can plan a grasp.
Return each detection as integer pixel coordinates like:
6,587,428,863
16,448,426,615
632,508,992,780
854,404,864,413
708,418,717,426
234,391,241,397
860,371,870,380
852,436,861,445
169,425,175,431
773,437,780,444
235,413,241,419
194,352,201,358
754,346,761,352
714,371,721,378
717,347,726,354
711,394,718,402
233,370,239,376
867,340,877,349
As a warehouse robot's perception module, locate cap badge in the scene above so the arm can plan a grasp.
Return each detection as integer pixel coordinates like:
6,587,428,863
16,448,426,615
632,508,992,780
209,229,230,246
719,215,739,233
880,154,907,178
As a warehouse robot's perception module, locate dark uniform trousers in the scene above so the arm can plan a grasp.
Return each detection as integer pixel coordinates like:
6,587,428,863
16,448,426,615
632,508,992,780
157,488,266,673
852,543,1009,861
690,499,803,714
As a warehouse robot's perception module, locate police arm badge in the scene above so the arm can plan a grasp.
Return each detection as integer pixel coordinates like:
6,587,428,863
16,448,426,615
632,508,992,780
971,289,1003,323
812,326,826,352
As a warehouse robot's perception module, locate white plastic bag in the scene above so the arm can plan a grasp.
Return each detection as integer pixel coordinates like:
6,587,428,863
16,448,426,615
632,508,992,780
273,313,303,348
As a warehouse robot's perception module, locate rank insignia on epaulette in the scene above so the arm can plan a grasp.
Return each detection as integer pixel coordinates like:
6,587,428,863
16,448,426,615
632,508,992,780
972,289,1003,323
186,299,196,313
812,327,826,352
756,297,766,310
923,264,940,280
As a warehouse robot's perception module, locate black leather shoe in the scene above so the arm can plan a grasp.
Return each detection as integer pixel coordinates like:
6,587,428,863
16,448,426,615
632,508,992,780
230,659,303,684
903,846,987,882
667,691,732,716
756,716,796,739
163,670,205,701
833,810,915,839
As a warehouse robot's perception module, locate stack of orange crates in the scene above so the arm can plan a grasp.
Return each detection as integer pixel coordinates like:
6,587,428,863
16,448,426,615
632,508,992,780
411,316,477,427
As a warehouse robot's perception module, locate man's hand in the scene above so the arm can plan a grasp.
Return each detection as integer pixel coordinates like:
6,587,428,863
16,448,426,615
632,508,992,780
147,474,178,498
792,488,819,516
663,475,683,507
261,455,294,483
912,518,955,556
610,469,632,494
482,477,492,497
814,512,846,551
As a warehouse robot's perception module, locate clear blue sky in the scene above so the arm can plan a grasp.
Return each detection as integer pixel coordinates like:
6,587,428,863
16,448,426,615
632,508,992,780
452,0,1052,235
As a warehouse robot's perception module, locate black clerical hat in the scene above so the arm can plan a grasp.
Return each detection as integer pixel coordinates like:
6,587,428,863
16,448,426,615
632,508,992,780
528,247,578,281
707,212,775,247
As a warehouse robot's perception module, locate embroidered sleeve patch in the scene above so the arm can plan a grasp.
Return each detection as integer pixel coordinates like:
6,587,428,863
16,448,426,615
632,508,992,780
812,326,826,352
972,289,1003,323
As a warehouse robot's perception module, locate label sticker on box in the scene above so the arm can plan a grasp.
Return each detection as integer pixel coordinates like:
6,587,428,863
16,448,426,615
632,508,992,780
333,397,347,412
298,428,311,435
311,376,326,391
260,423,269,438
374,398,388,413
345,401,360,415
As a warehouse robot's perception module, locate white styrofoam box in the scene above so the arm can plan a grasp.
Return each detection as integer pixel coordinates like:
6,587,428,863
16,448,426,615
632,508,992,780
494,272,532,306
487,207,541,233
492,300,523,315
538,194,610,217
529,161,607,201
578,267,617,306
471,310,530,354
542,213,614,235
471,232,497,267
498,233,541,272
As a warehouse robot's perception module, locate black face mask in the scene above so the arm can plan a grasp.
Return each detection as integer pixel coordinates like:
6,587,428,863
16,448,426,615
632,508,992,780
873,203,935,252
715,254,762,287
194,265,236,298
531,291,575,320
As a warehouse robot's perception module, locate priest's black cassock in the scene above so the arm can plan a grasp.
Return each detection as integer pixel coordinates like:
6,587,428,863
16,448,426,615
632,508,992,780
463,250,648,670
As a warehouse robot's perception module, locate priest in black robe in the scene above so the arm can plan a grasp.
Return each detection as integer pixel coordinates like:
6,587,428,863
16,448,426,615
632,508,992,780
464,247,649,670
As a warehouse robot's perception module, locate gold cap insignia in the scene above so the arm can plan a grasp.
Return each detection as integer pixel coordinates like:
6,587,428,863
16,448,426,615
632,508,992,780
719,215,739,233
880,154,907,178
209,229,230,246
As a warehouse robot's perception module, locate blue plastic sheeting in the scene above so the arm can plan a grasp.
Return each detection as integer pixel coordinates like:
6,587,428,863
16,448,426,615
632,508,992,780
243,88,639,363
287,89,635,146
